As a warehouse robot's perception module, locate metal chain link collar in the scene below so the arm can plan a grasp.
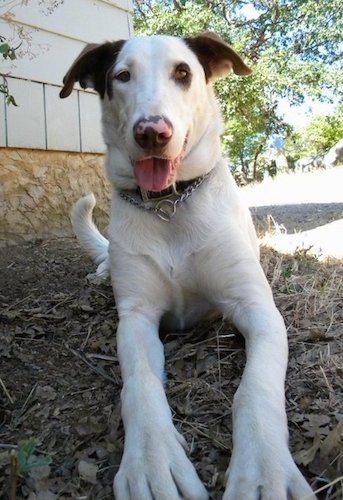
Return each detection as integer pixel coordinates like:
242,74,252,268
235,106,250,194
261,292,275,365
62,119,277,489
119,172,211,222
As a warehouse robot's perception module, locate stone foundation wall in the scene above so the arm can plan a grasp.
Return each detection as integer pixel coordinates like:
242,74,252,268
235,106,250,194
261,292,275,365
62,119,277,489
0,148,111,246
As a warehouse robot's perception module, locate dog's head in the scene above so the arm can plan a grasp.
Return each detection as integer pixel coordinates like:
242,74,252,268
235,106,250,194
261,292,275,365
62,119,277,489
60,33,251,191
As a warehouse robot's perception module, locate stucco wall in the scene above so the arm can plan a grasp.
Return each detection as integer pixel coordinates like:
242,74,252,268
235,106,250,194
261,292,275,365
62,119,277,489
0,148,110,246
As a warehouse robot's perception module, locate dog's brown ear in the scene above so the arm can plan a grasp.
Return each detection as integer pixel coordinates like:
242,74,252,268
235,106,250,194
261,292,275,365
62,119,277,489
60,40,126,99
185,32,252,81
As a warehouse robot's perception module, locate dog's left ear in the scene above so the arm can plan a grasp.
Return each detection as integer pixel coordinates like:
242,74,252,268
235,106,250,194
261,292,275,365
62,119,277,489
185,32,252,81
60,40,125,99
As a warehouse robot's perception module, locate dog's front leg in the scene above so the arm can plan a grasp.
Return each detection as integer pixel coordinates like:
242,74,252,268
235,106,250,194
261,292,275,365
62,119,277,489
223,303,315,500
113,312,208,500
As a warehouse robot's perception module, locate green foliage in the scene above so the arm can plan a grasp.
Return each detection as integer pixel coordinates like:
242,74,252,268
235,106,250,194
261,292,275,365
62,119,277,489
1,1,66,107
0,42,17,60
17,438,52,475
284,104,343,160
133,1,343,180
0,79,18,106
282,130,305,164
0,36,19,106
304,114,342,156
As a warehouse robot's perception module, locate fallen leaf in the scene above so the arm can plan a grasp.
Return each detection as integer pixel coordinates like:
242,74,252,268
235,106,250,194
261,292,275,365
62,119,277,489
36,491,57,500
29,465,51,481
302,414,331,437
78,459,98,484
75,416,106,436
320,421,343,456
36,385,57,401
294,433,321,466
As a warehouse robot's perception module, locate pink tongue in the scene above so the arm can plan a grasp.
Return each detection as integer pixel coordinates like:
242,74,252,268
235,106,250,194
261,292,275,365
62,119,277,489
134,158,174,191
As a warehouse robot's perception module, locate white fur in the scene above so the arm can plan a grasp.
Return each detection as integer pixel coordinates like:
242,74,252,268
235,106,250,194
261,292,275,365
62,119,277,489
71,35,315,499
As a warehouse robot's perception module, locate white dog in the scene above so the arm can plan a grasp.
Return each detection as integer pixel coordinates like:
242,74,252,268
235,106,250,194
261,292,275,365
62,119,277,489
61,32,315,500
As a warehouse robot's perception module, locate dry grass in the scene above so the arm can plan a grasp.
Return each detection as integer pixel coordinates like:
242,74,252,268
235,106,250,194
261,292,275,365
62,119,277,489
163,247,343,499
0,186,342,499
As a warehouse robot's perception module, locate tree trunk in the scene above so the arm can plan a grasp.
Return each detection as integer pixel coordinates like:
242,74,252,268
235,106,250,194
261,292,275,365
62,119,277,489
252,144,264,180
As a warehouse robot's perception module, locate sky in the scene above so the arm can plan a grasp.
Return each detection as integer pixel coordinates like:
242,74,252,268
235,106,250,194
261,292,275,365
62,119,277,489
278,98,337,131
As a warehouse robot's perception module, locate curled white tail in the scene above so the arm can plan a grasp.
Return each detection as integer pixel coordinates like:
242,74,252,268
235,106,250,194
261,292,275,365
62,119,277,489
71,193,110,280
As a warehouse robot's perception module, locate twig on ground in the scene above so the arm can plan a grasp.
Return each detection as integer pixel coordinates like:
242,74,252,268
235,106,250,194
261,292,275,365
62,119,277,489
10,449,17,500
65,344,117,384
319,365,335,394
20,383,37,413
81,325,93,350
303,476,343,499
68,386,99,396
85,353,117,362
0,377,14,404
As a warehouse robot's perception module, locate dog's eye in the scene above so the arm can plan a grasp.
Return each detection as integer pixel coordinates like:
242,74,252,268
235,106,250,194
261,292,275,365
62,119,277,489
115,70,131,82
174,64,191,83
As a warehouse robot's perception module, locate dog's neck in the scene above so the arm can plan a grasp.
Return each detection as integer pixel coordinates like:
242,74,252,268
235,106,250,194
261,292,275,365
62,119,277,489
119,173,211,222
178,107,223,181
138,177,204,202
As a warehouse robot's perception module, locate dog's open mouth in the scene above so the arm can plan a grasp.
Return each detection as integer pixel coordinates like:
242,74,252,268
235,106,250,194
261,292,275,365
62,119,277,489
133,136,188,192
133,158,176,192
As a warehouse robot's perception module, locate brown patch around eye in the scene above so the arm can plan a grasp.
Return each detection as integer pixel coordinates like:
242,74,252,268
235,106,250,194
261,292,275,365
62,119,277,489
173,63,192,88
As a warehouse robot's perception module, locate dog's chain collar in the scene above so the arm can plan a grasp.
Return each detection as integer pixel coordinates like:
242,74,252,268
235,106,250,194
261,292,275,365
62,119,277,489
119,172,210,222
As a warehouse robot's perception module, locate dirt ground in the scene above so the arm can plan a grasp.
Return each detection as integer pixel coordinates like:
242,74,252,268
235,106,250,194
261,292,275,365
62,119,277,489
0,171,342,500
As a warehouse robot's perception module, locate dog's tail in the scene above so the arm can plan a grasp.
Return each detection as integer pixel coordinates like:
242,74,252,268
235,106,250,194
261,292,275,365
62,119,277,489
71,193,110,281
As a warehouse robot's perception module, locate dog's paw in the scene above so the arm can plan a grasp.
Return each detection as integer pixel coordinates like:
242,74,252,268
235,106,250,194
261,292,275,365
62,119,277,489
86,258,110,285
223,447,315,500
113,426,208,500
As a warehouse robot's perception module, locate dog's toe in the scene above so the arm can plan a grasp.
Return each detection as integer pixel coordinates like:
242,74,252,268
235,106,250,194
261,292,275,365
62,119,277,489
223,447,315,500
113,426,208,500
114,462,208,500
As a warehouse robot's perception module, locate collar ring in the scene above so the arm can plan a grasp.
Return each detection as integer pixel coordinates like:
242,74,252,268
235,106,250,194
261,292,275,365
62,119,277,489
154,199,177,221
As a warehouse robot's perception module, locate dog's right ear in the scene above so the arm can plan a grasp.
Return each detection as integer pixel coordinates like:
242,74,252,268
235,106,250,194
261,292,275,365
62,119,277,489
60,40,126,99
185,32,252,81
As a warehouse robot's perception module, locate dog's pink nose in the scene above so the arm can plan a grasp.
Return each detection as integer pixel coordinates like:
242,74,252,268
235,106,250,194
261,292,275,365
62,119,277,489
134,115,173,151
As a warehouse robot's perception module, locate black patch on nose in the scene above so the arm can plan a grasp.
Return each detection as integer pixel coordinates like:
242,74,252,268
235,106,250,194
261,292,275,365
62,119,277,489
136,126,158,149
139,115,168,125
133,116,173,151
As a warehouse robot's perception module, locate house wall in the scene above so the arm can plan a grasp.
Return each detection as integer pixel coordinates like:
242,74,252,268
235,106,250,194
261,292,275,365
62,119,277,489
0,0,133,245
1,0,133,152
1,0,132,86
2,79,104,152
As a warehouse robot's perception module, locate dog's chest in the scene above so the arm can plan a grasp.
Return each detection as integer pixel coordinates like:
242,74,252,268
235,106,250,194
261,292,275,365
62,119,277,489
111,206,205,281
145,230,199,286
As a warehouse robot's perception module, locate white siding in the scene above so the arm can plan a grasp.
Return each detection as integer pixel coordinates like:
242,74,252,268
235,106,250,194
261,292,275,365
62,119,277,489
1,0,133,85
45,85,80,151
79,93,105,153
0,0,133,152
6,79,46,149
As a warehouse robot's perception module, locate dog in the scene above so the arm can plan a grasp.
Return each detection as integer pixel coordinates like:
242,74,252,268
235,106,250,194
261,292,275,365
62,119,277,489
60,32,315,500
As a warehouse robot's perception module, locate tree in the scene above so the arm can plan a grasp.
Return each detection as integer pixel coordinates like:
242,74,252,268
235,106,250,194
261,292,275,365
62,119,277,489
284,103,343,162
306,104,343,155
133,1,343,181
